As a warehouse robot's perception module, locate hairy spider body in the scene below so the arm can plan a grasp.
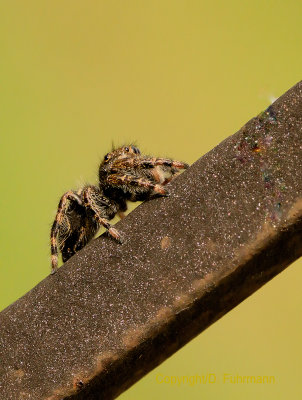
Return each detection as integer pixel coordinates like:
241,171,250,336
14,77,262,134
50,145,188,273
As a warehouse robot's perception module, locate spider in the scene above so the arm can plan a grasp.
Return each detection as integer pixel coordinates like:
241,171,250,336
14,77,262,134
50,145,189,273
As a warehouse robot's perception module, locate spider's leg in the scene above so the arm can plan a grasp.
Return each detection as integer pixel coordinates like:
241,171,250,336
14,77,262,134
137,158,188,185
83,186,122,243
77,226,86,245
69,225,88,256
113,157,189,170
138,157,189,170
160,166,183,184
118,211,126,219
50,191,82,274
107,173,168,196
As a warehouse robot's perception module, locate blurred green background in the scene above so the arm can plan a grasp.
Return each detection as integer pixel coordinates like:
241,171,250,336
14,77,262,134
1,1,301,399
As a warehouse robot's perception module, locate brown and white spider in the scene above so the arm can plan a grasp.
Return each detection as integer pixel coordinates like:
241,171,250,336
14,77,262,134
50,145,188,273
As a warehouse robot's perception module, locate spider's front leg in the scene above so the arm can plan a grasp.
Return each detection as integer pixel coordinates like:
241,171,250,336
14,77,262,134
107,173,169,198
139,157,189,171
50,191,82,274
83,186,122,243
142,158,189,184
113,156,188,185
115,156,189,171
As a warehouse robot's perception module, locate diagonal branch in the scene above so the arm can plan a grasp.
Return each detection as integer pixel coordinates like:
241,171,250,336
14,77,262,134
1,81,302,400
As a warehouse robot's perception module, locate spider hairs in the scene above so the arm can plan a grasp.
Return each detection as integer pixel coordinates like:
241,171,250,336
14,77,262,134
50,145,188,273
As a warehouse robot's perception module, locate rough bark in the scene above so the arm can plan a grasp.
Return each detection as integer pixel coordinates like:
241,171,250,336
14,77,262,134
1,81,302,400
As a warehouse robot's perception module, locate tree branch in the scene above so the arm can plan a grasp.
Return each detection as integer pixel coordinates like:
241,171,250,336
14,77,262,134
1,81,302,400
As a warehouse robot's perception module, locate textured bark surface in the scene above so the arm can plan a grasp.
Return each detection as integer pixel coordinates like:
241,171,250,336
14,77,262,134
1,81,302,400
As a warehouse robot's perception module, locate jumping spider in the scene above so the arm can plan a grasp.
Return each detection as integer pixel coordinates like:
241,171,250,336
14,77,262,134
50,145,189,273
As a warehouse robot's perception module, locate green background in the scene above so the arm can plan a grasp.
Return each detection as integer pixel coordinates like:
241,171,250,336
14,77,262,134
1,1,301,399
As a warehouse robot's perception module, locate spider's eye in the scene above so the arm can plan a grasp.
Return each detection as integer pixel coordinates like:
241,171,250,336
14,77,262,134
104,153,109,161
132,146,140,154
124,147,129,152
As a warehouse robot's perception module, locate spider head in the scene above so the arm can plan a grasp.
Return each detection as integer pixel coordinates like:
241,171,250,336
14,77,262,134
103,145,141,163
126,145,141,155
99,145,141,184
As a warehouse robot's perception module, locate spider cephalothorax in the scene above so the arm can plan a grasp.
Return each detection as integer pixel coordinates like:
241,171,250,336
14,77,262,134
50,145,188,273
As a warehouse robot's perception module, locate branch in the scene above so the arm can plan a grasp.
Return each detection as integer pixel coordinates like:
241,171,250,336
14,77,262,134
1,81,302,400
